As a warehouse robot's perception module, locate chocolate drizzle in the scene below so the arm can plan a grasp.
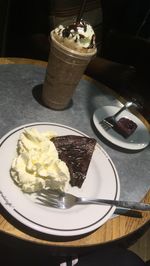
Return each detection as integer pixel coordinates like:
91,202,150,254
63,21,87,37
61,20,95,48
89,34,95,48
62,28,71,38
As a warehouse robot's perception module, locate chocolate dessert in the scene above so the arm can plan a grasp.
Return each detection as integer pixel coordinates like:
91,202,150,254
51,135,96,188
114,117,137,138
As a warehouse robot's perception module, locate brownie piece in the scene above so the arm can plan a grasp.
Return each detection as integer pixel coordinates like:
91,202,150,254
114,117,137,138
51,135,96,188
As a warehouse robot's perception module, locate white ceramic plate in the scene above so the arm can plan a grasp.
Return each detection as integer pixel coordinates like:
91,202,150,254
93,106,150,150
0,122,120,237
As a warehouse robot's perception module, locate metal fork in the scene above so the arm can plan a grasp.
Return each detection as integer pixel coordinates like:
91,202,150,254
100,101,134,130
36,189,150,211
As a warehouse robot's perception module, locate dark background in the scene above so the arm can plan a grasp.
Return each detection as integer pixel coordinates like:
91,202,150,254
2,0,150,60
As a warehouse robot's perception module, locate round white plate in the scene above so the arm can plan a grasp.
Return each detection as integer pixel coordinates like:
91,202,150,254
0,122,120,237
93,106,150,150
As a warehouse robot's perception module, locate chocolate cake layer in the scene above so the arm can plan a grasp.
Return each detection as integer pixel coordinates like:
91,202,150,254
51,135,96,188
114,117,137,138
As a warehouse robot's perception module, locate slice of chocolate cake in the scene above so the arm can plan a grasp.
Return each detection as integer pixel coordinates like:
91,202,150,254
114,117,137,138
51,135,96,188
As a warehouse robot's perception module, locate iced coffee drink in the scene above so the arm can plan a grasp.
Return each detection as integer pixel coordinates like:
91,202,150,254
42,20,97,110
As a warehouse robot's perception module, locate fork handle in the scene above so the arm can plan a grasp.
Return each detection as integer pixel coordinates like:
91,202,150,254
113,102,133,118
79,198,150,211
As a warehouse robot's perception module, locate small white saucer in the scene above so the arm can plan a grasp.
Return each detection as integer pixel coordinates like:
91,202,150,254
93,106,150,150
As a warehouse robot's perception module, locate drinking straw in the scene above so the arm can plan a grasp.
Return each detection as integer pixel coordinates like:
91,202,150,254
76,0,87,24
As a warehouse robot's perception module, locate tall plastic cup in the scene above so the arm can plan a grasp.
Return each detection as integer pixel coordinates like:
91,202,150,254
42,32,97,110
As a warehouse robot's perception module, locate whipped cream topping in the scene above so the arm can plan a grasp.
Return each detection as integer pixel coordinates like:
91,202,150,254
52,20,96,52
10,128,70,193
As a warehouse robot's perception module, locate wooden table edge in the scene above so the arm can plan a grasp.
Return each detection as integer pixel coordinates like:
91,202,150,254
0,57,48,67
0,57,149,248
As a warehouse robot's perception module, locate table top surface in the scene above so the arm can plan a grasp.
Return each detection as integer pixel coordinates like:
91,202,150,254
0,57,149,250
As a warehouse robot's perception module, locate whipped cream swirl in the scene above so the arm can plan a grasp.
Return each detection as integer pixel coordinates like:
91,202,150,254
10,128,70,193
53,20,96,51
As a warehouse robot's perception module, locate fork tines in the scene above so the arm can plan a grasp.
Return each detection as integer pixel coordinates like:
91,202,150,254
100,119,113,130
36,189,63,208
